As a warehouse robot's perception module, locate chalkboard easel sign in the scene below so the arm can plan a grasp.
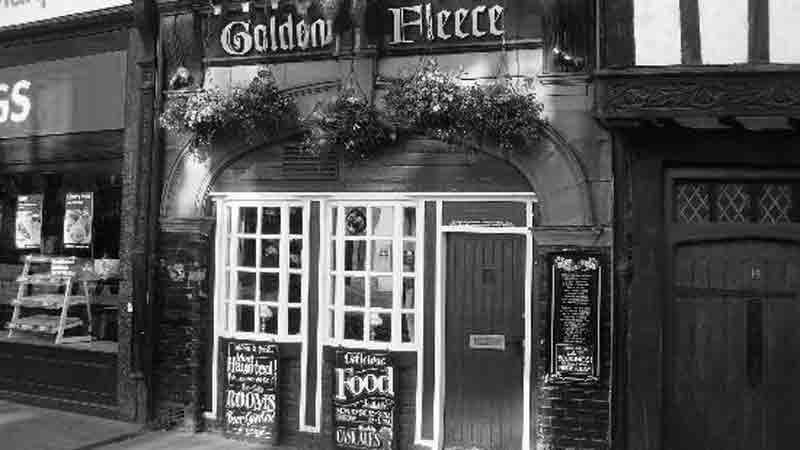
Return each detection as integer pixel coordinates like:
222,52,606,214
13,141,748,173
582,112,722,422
549,253,602,381
220,338,279,443
333,350,396,450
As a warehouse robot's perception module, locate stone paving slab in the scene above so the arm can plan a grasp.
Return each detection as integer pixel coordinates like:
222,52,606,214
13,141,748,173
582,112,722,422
0,400,142,450
95,430,267,450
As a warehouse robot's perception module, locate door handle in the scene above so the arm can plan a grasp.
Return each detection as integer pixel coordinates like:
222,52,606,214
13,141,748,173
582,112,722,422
746,299,763,389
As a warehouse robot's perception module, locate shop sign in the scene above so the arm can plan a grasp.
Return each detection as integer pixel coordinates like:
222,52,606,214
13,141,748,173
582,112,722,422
63,193,93,250
15,194,42,249
333,350,395,450
442,201,527,227
388,2,504,45
221,339,279,443
550,253,602,380
0,51,126,139
0,0,130,29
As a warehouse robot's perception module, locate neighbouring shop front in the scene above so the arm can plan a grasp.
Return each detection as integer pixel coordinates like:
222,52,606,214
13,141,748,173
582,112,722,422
153,1,612,449
0,1,156,421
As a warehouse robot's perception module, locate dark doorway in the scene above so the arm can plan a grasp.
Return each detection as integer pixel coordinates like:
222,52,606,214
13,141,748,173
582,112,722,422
666,240,800,450
444,233,525,450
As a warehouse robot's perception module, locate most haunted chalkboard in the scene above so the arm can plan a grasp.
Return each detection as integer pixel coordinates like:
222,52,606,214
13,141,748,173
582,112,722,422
550,253,601,380
333,350,395,450
220,339,279,443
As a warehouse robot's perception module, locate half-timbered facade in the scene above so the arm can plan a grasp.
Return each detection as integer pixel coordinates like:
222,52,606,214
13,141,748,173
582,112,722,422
597,1,800,449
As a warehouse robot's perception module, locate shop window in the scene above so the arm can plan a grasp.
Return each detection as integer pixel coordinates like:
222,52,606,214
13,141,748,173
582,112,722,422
327,203,419,349
543,0,596,73
674,181,800,224
220,203,308,341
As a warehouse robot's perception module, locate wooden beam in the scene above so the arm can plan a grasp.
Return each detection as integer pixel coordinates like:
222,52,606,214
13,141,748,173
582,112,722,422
680,0,702,64
602,0,635,67
749,0,770,63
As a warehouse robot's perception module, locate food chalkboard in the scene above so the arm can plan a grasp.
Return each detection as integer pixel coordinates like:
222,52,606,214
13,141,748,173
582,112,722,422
220,339,279,443
550,253,601,380
333,350,395,450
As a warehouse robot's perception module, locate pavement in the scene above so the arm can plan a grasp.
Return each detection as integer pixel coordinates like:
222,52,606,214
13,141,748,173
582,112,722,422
94,430,266,449
0,399,142,450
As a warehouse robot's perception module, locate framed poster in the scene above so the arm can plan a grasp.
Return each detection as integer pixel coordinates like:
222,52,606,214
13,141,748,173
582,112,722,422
220,339,279,443
63,193,93,249
15,194,43,249
333,350,395,450
549,252,601,380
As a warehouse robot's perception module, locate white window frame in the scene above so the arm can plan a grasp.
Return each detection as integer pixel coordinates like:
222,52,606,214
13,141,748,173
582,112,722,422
217,200,310,343
322,200,423,351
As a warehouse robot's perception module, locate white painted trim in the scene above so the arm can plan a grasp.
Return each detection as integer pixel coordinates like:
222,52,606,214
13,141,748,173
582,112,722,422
414,199,426,446
523,200,534,450
433,200,444,450
299,200,313,432
440,225,530,234
209,200,226,418
210,192,538,202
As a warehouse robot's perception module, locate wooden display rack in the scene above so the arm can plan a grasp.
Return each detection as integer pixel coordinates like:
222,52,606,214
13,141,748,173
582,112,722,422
6,255,94,345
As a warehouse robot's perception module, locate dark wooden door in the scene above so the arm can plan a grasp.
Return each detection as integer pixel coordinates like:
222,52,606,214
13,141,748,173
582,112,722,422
444,234,525,450
667,240,800,450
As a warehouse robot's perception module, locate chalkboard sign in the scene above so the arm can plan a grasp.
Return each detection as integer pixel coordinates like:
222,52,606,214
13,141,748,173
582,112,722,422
550,253,601,380
333,350,395,450
221,339,279,443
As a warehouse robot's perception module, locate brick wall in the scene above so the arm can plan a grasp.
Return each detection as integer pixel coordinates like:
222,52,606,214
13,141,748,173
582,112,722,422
535,247,612,450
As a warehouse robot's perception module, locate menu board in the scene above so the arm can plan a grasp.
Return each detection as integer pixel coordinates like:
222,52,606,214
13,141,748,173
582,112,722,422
15,194,43,249
550,253,601,380
63,193,93,249
221,339,279,443
333,350,395,450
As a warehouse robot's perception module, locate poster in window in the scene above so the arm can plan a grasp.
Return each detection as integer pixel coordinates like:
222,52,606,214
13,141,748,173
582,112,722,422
550,252,601,380
333,350,395,450
220,339,279,443
15,194,43,249
63,193,93,249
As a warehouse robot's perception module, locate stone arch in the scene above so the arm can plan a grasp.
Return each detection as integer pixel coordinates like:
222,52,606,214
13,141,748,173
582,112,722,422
161,120,593,227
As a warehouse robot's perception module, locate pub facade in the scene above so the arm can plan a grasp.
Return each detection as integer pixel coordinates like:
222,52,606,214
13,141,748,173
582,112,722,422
0,0,158,422
597,1,800,449
153,1,611,449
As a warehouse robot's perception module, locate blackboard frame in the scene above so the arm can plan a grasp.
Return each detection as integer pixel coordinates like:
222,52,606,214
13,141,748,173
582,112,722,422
548,251,602,381
218,337,280,444
332,349,397,450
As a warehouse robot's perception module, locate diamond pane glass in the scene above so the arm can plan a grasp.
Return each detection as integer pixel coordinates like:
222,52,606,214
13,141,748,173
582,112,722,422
716,183,751,222
759,184,792,224
675,183,710,223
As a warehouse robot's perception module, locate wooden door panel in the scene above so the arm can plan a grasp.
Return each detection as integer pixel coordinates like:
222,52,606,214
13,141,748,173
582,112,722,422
444,234,525,450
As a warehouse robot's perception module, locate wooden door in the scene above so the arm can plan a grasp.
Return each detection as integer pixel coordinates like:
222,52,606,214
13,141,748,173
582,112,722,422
444,234,525,450
667,240,800,450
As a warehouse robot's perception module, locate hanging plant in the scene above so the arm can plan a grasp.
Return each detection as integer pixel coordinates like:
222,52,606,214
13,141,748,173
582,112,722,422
384,59,545,150
303,89,392,162
160,68,298,152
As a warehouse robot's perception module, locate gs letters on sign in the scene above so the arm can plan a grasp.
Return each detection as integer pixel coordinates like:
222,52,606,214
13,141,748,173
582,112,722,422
0,80,31,124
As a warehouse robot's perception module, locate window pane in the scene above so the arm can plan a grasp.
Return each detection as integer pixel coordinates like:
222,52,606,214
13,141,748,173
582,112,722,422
224,303,230,331
261,207,281,234
261,239,280,268
290,207,303,234
344,241,366,271
331,240,337,268
225,239,232,266
402,314,415,343
237,272,256,300
344,312,364,340
371,240,393,272
239,207,258,233
344,277,365,306
345,207,367,236
370,312,391,342
224,270,231,299
290,239,302,268
371,206,394,236
236,304,255,332
330,276,337,305
403,207,416,237
331,208,338,236
238,239,256,267
403,241,415,272
259,305,278,334
370,276,393,308
329,309,335,338
260,273,279,302
289,274,302,303
402,277,415,308
288,307,301,335
225,206,232,233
